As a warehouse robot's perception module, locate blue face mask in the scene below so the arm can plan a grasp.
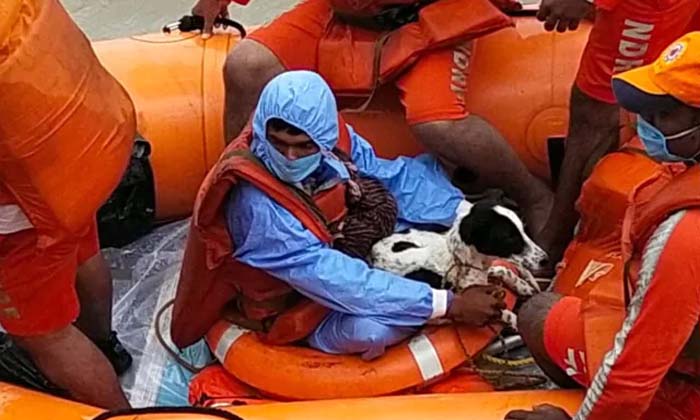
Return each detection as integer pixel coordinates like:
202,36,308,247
637,117,700,163
264,142,322,184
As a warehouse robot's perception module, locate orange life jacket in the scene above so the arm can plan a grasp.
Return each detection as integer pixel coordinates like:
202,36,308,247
622,162,700,363
555,144,700,377
0,0,135,241
171,118,352,349
329,0,520,17
317,0,513,97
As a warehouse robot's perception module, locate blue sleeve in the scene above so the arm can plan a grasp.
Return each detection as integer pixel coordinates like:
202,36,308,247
348,125,463,228
227,182,447,327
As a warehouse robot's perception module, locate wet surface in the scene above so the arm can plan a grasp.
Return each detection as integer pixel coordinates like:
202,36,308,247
63,0,540,40
63,0,299,40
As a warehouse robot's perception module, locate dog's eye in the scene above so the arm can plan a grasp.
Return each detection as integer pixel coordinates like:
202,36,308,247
392,241,419,252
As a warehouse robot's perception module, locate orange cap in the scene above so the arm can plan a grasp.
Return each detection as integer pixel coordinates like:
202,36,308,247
613,32,700,113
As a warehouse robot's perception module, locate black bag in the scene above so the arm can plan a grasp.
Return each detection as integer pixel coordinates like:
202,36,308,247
97,135,156,248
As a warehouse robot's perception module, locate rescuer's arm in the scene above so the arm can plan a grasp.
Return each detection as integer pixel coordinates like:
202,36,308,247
573,210,700,420
227,182,451,326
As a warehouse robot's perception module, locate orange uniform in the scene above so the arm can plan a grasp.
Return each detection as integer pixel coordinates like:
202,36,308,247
545,33,700,419
575,0,700,103
230,0,508,125
0,214,100,336
545,211,700,419
0,0,135,336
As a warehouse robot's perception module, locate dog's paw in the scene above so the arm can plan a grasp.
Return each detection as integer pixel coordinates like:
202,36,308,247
487,259,540,297
500,309,518,331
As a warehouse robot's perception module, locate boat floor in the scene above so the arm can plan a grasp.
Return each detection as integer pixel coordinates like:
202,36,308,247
0,221,556,407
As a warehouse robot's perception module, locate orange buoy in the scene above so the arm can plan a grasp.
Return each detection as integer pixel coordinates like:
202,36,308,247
205,319,505,400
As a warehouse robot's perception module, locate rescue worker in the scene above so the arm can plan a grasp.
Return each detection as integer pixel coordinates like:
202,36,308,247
0,220,133,408
171,70,509,357
536,0,700,267
0,0,134,407
505,32,700,420
188,0,554,237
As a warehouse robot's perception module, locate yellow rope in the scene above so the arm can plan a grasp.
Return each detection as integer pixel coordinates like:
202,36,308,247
480,353,535,368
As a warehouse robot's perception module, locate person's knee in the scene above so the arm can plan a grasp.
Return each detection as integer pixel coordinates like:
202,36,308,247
517,292,563,350
412,115,493,146
223,39,284,91
12,325,73,355
351,323,395,358
340,319,413,360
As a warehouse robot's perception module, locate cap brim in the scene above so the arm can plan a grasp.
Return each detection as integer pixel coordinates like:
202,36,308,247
612,65,681,115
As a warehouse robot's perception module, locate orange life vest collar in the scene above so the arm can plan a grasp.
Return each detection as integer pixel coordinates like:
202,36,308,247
318,0,513,96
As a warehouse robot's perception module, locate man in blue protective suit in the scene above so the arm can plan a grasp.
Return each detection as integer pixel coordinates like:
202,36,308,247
172,70,506,359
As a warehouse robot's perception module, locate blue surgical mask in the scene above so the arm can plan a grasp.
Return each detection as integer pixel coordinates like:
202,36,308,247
637,117,700,163
264,142,322,183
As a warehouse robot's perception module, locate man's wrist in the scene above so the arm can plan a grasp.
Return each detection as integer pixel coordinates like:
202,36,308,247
430,289,453,319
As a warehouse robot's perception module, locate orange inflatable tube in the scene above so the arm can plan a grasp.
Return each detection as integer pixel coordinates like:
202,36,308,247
0,381,583,420
91,16,593,221
206,298,513,401
230,390,584,420
92,33,237,223
0,0,135,235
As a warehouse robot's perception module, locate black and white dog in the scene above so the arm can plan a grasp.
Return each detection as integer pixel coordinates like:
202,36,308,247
371,197,548,329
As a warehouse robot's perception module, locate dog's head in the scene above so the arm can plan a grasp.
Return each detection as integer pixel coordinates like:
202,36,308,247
449,199,548,272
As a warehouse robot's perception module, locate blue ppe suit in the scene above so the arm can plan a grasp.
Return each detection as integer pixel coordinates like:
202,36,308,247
227,71,463,359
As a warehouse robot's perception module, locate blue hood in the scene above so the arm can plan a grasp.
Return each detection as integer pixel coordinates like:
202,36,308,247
251,71,349,181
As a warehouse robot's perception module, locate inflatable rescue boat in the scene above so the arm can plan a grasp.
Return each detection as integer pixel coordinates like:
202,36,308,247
0,381,583,420
89,10,597,223
91,13,613,407
2,0,655,415
87,10,603,402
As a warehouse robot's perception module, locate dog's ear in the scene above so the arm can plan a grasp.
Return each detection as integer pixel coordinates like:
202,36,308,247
486,218,526,257
457,211,477,245
459,204,526,258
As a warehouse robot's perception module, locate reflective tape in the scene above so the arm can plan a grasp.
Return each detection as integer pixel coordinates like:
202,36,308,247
214,323,247,363
408,334,444,381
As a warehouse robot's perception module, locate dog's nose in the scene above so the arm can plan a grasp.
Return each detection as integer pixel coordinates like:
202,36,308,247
538,258,550,268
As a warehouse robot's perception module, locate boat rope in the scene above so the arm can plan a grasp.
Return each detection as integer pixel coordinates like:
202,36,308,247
480,354,535,368
154,298,215,374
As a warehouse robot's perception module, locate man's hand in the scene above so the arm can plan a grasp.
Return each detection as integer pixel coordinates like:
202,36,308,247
191,0,230,38
505,404,573,420
537,0,593,33
447,285,506,326
489,0,523,13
